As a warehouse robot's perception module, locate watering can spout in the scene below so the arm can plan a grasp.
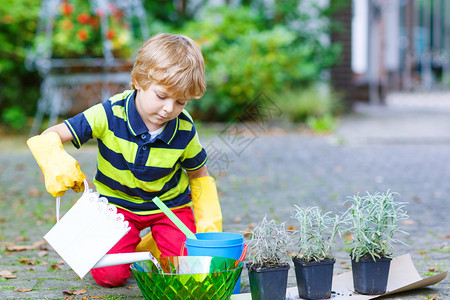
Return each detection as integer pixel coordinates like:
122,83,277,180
93,252,153,268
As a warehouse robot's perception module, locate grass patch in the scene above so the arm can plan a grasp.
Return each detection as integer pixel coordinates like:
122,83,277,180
428,247,450,253
421,264,446,277
272,83,342,126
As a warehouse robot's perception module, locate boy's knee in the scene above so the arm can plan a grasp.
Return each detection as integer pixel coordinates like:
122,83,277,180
91,265,130,287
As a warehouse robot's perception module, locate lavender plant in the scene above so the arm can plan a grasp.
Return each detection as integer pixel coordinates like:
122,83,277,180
291,206,340,263
341,190,409,262
247,215,292,269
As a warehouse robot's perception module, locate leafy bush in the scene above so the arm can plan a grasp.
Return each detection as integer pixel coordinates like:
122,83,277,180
306,114,338,133
0,0,41,127
272,83,342,124
1,106,27,131
181,5,341,121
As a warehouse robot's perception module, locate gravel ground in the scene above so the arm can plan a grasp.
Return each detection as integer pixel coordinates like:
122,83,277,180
0,102,448,299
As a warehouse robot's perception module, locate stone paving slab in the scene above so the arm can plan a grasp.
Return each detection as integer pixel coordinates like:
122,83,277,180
0,102,448,299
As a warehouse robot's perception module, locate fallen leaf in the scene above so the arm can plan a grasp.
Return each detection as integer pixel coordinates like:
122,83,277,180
28,187,40,197
63,291,73,295
20,258,36,265
64,296,74,300
7,245,32,251
340,261,346,264
232,217,241,224
57,260,65,265
40,262,48,266
51,264,62,270
0,270,17,279
441,235,450,239
38,250,48,257
343,266,352,270
287,225,296,231
6,239,47,252
33,239,48,249
429,268,435,272
17,288,32,292
19,258,30,264
73,289,87,295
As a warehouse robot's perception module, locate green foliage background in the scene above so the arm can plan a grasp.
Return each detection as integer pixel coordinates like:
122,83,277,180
0,0,41,131
0,0,345,130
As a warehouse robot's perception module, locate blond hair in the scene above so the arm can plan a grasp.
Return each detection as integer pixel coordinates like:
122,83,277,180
130,33,206,99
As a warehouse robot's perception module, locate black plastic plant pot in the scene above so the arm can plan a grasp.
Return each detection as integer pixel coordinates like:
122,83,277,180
351,257,392,295
247,264,290,300
293,258,335,299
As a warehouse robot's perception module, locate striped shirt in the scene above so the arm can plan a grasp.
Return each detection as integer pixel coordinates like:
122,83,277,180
64,90,207,215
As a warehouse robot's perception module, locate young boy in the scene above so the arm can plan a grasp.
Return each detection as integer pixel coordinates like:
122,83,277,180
27,33,222,287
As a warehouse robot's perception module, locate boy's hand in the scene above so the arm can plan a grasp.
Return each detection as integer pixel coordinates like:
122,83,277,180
27,132,85,197
190,176,222,232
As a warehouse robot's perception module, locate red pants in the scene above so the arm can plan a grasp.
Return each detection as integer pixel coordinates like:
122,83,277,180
91,206,196,287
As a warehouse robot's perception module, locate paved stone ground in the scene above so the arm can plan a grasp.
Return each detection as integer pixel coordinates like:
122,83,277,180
0,100,448,299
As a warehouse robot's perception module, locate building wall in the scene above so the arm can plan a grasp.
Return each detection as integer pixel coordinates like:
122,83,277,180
330,0,354,105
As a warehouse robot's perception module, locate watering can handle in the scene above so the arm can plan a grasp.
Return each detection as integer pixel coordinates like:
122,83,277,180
56,197,61,222
54,179,90,223
235,244,248,267
180,242,186,256
238,244,248,263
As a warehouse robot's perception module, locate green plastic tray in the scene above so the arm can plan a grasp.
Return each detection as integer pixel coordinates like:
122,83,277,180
131,256,243,300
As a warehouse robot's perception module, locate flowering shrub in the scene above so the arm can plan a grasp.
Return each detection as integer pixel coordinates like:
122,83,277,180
39,0,134,58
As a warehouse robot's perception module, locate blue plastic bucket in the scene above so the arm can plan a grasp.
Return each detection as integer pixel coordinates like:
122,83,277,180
185,232,245,294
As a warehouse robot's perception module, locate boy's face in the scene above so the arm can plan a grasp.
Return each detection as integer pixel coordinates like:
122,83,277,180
134,83,189,131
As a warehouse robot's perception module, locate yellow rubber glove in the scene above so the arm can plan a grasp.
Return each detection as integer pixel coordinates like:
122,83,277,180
27,132,85,197
190,176,223,233
135,231,162,257
136,176,222,256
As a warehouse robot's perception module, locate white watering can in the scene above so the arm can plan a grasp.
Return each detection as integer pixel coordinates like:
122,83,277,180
44,179,183,278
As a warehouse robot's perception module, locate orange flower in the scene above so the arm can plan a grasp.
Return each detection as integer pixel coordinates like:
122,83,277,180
77,29,88,41
106,29,115,40
62,4,74,16
76,14,90,24
89,16,99,27
61,19,74,30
